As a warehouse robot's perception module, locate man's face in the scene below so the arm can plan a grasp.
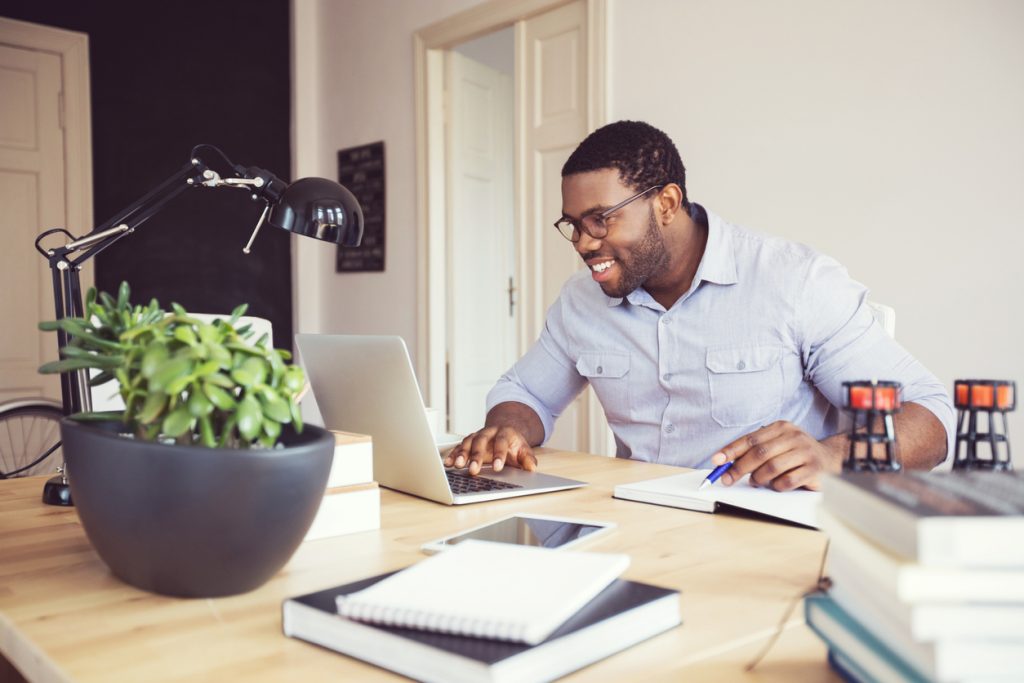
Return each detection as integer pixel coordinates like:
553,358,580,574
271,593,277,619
560,169,668,299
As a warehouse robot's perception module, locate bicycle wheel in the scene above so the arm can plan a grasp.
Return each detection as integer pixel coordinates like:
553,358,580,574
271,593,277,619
0,401,64,479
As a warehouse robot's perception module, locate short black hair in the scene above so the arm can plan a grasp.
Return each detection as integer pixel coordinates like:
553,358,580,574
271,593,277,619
562,120,689,208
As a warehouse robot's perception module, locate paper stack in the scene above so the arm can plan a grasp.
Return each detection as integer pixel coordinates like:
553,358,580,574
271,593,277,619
304,431,380,541
808,471,1024,683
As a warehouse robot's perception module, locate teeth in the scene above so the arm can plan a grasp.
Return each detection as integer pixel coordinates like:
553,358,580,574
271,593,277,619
592,260,614,272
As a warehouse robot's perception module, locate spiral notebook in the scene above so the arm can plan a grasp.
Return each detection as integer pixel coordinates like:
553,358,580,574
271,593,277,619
334,540,630,645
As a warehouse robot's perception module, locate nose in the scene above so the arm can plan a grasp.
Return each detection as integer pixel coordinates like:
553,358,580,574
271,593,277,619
574,230,603,255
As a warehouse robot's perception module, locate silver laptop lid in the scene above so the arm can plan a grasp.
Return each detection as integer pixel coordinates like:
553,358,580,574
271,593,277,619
296,334,454,504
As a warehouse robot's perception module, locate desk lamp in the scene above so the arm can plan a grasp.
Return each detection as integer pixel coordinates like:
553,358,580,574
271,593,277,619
34,144,363,506
842,380,902,472
952,379,1015,471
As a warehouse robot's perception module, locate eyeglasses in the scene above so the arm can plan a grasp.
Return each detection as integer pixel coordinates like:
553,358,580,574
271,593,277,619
553,185,664,243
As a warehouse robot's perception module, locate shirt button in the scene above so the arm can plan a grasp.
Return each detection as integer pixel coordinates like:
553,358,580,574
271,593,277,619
596,366,603,374
665,424,675,434
662,373,671,382
737,361,746,370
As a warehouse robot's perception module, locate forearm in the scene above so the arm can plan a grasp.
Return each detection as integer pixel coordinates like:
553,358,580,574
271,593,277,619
822,402,948,470
485,401,545,447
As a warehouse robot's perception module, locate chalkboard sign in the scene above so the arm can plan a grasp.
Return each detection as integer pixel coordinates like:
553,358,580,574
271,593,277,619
337,142,385,272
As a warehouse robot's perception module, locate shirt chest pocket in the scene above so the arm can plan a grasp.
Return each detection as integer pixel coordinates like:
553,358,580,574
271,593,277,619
706,345,783,427
576,351,631,424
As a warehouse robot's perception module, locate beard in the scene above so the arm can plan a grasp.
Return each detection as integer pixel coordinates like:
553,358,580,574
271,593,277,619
597,206,669,299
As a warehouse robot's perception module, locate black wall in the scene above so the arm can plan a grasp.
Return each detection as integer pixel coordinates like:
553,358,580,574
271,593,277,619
2,0,294,350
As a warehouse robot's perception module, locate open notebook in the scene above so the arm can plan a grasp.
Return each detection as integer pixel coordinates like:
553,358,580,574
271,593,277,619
613,469,821,528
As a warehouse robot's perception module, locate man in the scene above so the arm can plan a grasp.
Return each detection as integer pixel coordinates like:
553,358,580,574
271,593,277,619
444,121,952,491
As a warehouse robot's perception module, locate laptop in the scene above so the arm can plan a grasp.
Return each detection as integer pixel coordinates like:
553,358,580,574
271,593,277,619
295,334,586,505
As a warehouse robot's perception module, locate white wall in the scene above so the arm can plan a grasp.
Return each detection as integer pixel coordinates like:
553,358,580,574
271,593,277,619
292,0,487,351
297,0,1024,461
611,0,1024,459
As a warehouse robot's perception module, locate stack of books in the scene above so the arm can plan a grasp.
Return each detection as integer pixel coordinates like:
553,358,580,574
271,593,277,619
808,471,1024,683
283,540,680,683
304,431,380,542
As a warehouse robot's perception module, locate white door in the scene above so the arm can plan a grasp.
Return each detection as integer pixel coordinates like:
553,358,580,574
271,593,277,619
445,51,516,435
518,0,611,453
0,42,65,403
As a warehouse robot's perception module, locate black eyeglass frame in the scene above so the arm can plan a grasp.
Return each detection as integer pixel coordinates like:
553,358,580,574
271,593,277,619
553,184,665,243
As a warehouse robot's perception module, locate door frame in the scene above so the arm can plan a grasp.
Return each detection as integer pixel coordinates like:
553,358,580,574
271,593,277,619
413,0,607,421
0,17,94,292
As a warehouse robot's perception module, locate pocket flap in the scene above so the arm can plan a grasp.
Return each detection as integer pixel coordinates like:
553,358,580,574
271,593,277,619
576,351,630,378
705,345,781,374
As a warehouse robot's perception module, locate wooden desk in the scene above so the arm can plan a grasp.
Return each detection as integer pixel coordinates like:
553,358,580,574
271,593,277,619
0,451,838,683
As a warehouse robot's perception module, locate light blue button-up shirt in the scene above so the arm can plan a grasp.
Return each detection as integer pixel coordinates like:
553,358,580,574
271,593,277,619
486,205,955,468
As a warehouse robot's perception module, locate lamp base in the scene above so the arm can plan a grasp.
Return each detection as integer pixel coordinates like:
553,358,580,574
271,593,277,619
42,475,73,506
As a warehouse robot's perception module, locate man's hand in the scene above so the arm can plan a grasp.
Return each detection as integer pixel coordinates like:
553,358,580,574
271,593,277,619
709,421,844,492
442,426,538,476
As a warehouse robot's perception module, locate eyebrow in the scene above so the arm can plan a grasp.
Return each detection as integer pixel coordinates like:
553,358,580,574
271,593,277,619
560,204,612,222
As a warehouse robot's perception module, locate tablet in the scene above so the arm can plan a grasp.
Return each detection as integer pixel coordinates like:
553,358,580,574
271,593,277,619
421,513,615,554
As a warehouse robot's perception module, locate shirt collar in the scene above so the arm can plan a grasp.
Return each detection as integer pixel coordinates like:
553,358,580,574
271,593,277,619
607,203,738,308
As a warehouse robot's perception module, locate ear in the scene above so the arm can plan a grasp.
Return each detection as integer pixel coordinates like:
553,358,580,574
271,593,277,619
655,183,684,225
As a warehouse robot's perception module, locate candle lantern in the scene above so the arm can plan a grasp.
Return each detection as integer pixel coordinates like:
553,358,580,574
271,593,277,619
842,380,902,472
952,379,1015,471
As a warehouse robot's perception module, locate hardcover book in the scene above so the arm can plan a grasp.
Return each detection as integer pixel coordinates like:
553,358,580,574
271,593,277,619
283,573,680,683
821,471,1024,567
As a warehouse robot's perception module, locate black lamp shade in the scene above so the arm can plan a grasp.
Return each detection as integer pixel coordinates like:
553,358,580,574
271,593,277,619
267,177,363,247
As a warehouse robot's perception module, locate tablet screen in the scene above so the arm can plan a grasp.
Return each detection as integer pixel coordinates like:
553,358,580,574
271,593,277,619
435,516,609,550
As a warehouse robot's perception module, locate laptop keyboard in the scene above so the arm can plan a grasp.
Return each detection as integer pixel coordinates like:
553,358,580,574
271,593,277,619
446,469,523,494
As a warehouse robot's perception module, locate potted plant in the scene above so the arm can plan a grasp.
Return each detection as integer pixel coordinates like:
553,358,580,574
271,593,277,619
39,283,334,598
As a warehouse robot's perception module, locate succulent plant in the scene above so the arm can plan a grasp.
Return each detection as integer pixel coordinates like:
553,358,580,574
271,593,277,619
39,282,305,448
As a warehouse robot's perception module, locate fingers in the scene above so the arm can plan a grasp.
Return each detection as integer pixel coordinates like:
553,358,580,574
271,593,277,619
442,426,537,476
711,423,786,484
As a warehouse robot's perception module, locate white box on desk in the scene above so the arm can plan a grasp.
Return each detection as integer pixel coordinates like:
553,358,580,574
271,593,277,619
305,482,381,541
327,431,373,488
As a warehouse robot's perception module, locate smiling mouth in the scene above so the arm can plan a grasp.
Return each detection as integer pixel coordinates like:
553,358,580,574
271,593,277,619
590,259,615,272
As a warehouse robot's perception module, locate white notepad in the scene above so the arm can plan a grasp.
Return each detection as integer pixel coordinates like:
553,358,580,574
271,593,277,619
614,469,821,528
334,539,630,645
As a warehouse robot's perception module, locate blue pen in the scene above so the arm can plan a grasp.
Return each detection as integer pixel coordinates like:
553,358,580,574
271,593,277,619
699,460,733,490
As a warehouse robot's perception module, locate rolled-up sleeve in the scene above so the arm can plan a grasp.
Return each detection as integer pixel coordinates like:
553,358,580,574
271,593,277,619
485,297,588,444
798,254,956,459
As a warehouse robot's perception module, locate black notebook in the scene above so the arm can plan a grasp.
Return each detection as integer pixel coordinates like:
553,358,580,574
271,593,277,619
282,572,681,683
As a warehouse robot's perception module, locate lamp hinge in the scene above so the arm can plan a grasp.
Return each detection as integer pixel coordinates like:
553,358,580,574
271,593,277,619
58,91,65,130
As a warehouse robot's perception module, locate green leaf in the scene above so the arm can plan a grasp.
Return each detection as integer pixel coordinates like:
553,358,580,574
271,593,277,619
187,390,214,418
229,303,249,324
237,395,262,441
262,418,282,441
218,415,237,448
174,326,198,346
70,410,124,422
162,406,193,438
230,357,267,388
171,302,187,317
259,392,292,423
194,360,221,377
149,356,193,393
166,373,193,395
282,366,306,392
141,344,169,378
39,358,107,374
138,391,168,424
89,370,117,387
198,323,219,345
203,372,235,389
203,382,236,410
117,281,130,311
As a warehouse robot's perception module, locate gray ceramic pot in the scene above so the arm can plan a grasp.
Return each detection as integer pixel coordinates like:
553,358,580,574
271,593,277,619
60,418,334,597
